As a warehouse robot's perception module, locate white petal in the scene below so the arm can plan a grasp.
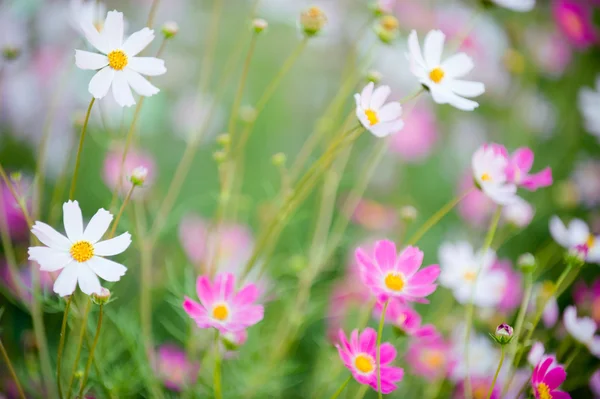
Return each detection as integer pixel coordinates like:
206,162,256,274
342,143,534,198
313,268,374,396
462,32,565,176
94,232,131,256
88,256,127,282
378,102,402,122
370,85,391,109
407,30,427,70
128,57,166,76
77,264,102,295
549,216,570,248
124,69,159,96
111,71,136,107
423,29,445,67
88,67,115,99
75,50,108,70
441,53,474,78
29,247,72,272
449,80,485,98
567,219,590,247
444,91,480,111
590,336,600,358
63,200,83,241
588,239,600,263
31,221,72,250
53,264,79,297
122,27,155,57
428,85,452,105
80,22,110,54
83,208,113,243
360,82,374,109
102,10,124,49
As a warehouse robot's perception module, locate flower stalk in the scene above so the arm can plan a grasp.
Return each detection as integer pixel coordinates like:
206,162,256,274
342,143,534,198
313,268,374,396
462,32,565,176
486,346,505,399
78,304,104,398
376,299,389,399
0,338,26,399
57,296,73,399
329,376,352,399
69,97,95,200
66,299,92,399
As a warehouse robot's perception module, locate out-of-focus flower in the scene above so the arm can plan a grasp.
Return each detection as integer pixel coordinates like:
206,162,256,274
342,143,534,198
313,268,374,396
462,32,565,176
563,306,600,357
492,259,523,313
349,198,398,231
75,10,166,107
388,102,438,163
0,176,32,240
438,241,506,307
399,206,417,222
373,299,421,335
471,145,518,205
183,273,264,333
103,147,155,198
450,325,499,381
453,377,499,399
525,27,572,78
572,278,600,324
155,344,199,391
336,328,404,394
457,171,495,228
28,200,131,297
374,15,399,44
299,6,327,36
406,331,451,381
355,240,440,303
354,82,404,138
69,0,106,35
543,295,559,328
528,342,545,367
531,356,570,399
590,369,600,398
502,197,534,228
578,76,600,143
407,29,485,111
0,263,54,304
553,0,598,49
549,216,600,264
572,160,600,208
491,0,535,11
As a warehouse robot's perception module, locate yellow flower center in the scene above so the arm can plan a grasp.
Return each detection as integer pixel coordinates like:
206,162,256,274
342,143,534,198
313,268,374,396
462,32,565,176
537,382,552,399
429,67,445,83
108,50,128,71
463,271,476,281
354,354,374,373
70,241,94,263
212,304,229,321
587,234,596,249
480,173,492,182
384,273,405,292
364,109,379,126
563,10,584,40
473,384,489,399
381,15,399,31
422,350,444,368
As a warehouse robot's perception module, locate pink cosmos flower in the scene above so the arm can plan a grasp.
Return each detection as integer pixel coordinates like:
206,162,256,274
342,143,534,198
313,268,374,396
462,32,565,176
0,177,32,240
406,332,451,381
492,259,523,313
590,369,600,398
389,103,438,163
454,377,499,399
553,0,598,49
372,299,422,335
355,240,440,303
155,344,199,391
531,356,570,399
102,147,156,198
525,27,572,78
182,273,264,333
490,144,553,191
336,328,404,394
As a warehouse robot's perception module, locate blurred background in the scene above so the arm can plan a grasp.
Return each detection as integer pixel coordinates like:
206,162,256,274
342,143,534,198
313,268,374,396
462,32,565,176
0,0,599,397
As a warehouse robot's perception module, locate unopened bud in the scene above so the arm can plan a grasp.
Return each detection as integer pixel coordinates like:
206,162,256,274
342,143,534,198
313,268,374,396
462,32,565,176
239,105,257,124
300,6,327,36
252,18,268,34
491,323,514,345
91,288,111,305
517,253,536,274
216,133,231,147
399,205,417,222
366,70,383,84
213,151,227,163
161,21,179,39
271,152,287,167
130,166,148,187
374,15,399,44
2,47,20,61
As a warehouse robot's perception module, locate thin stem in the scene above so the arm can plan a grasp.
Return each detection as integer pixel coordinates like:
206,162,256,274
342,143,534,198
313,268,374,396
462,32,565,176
69,97,95,200
563,345,581,369
376,300,388,399
0,338,26,399
66,299,92,399
329,376,352,399
78,304,104,398
146,0,160,28
0,197,27,300
214,331,223,399
108,184,135,238
353,384,369,399
486,346,505,399
57,296,73,399
228,33,259,139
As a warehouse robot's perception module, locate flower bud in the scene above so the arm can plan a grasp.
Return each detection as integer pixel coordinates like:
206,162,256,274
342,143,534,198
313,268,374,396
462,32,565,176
366,70,383,84
2,47,20,61
252,18,268,34
216,133,231,147
130,166,148,187
565,244,587,268
374,15,399,44
271,152,287,167
213,150,227,163
491,323,513,345
161,21,179,39
399,205,417,222
300,6,327,36
517,253,536,274
92,288,111,305
239,105,257,124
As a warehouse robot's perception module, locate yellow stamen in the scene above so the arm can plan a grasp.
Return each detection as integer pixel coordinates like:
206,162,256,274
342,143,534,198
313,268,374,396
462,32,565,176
354,354,374,373
480,173,492,182
212,304,229,321
364,109,379,126
587,235,596,249
463,271,476,281
537,382,552,399
384,273,405,292
108,50,128,71
422,350,444,368
429,67,445,83
70,241,94,263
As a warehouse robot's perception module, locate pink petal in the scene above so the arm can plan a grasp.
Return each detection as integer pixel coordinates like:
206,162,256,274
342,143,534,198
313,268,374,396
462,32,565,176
350,329,360,352
551,391,571,399
544,367,567,390
336,345,353,368
214,272,235,300
196,276,214,308
374,240,397,272
512,148,534,173
233,284,259,307
380,365,404,383
403,283,438,298
356,248,378,273
379,343,397,365
395,246,424,276
536,357,554,381
183,297,207,319
235,304,264,328
338,329,352,353
522,167,553,191
359,328,376,353
408,265,440,286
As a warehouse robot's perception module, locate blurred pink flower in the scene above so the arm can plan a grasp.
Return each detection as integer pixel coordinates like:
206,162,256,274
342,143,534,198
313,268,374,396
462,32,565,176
406,333,451,381
457,171,494,228
590,369,600,398
372,299,422,335
155,344,199,391
1,262,54,304
453,377,499,399
543,296,559,328
572,159,600,208
349,198,398,231
553,0,598,49
389,103,438,163
502,197,534,229
102,147,156,197
573,278,600,324
525,27,572,77
0,177,32,240
492,259,523,313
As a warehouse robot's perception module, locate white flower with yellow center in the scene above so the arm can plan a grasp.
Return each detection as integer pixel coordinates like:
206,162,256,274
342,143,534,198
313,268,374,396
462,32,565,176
28,200,131,297
75,10,166,107
354,82,404,137
407,29,485,111
491,0,535,12
472,145,518,205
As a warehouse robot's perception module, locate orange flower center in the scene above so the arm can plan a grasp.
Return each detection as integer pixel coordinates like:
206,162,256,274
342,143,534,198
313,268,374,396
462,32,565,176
108,49,128,70
212,304,229,321
480,173,492,182
70,240,94,263
422,350,444,368
537,382,552,399
384,273,405,291
463,271,476,281
365,109,379,126
354,354,374,373
563,10,584,40
429,67,445,83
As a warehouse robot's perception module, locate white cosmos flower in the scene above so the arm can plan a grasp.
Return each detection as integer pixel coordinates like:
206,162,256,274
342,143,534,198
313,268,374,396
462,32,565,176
449,324,499,381
564,306,600,358
472,145,518,205
502,197,534,228
527,342,545,366
549,216,600,263
75,10,166,107
438,241,506,307
407,29,485,111
28,200,131,297
354,82,404,137
69,0,106,35
491,0,535,11
578,76,600,143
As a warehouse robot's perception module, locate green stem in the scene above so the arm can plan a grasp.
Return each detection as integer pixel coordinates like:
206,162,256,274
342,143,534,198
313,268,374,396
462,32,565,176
214,331,223,399
376,300,389,399
57,296,73,399
66,299,92,399
563,345,581,369
69,97,95,200
146,0,160,28
329,376,352,399
108,184,135,238
78,304,104,398
486,346,505,399
228,33,259,140
353,384,369,399
0,338,26,399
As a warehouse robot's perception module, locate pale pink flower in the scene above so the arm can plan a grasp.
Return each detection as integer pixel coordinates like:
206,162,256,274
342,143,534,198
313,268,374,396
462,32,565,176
563,306,600,357
372,299,422,335
102,147,155,197
590,369,600,398
406,332,451,381
472,144,518,205
543,296,559,328
155,344,199,391
553,0,598,49
183,273,264,333
525,27,572,78
388,102,438,163
500,146,553,191
348,198,398,231
502,197,535,228
572,159,600,208
528,342,546,367
492,259,523,313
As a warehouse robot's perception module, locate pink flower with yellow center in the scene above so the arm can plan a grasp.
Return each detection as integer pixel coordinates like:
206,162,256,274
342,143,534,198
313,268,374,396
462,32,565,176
355,240,440,303
182,273,264,333
553,0,598,49
336,328,404,394
531,356,570,399
406,332,451,381
155,344,199,391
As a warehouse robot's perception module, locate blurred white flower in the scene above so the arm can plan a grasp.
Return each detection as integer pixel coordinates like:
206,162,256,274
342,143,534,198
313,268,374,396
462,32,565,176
69,0,106,35
578,76,600,143
564,306,600,358
549,216,600,264
354,82,403,137
450,324,499,381
502,197,534,228
528,342,545,366
572,159,600,208
491,0,535,12
75,10,166,107
472,145,518,205
407,29,485,111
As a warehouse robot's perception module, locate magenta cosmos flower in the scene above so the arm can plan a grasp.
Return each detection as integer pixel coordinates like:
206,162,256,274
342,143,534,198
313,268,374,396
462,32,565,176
355,240,440,303
336,328,404,394
182,273,264,333
488,143,553,191
155,344,199,391
553,0,598,49
531,356,571,399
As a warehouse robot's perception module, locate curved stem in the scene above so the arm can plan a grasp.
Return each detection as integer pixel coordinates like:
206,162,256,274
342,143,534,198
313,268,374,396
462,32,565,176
329,376,352,399
108,184,135,238
66,299,92,399
57,296,73,399
214,331,223,399
69,97,95,200
376,300,388,399
0,338,26,399
78,304,104,398
486,346,505,399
